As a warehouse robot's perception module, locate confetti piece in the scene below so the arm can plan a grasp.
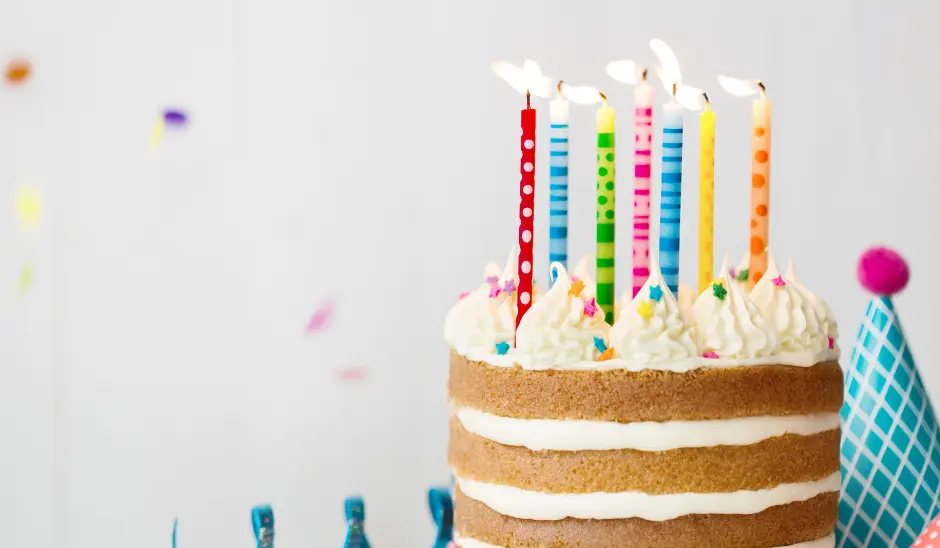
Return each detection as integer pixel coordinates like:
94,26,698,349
703,351,720,359
18,262,32,293
637,299,654,320
583,297,598,318
729,267,737,279
458,291,470,300
5,59,31,85
828,337,835,350
712,280,727,301
15,185,42,231
163,109,188,127
488,285,501,298
485,275,499,284
648,285,664,302
598,348,615,361
503,279,516,294
495,341,510,355
593,337,608,353
337,366,367,381
149,118,165,151
568,281,585,298
772,275,786,287
305,298,334,333
570,276,580,283
736,269,749,282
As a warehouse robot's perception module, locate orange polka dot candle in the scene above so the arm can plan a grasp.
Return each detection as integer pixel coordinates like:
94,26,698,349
749,81,771,288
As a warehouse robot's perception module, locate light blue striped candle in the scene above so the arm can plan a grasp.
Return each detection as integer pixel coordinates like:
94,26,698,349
659,102,683,295
548,96,570,286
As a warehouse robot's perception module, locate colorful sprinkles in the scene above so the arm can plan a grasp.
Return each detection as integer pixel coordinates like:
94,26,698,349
495,341,510,355
712,279,727,301
583,297,598,318
593,337,608,353
636,299,654,320
648,284,664,302
485,275,499,284
703,351,720,359
568,280,585,298
736,269,749,282
488,285,501,298
772,275,786,287
828,336,835,350
503,279,516,294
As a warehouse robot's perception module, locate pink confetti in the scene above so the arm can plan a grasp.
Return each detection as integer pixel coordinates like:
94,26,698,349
485,275,499,284
583,297,598,318
828,337,835,350
503,279,516,294
729,268,737,279
458,291,470,300
703,351,720,359
337,366,367,382
488,285,501,298
305,298,334,333
772,275,786,287
571,276,580,283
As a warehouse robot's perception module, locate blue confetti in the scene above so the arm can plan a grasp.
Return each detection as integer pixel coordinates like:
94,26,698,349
495,341,510,355
649,285,664,302
593,337,608,353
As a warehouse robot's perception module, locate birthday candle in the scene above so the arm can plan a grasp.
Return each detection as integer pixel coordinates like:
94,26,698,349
698,95,716,294
596,94,616,324
548,83,570,283
633,73,653,297
517,93,536,333
659,90,683,295
749,82,772,287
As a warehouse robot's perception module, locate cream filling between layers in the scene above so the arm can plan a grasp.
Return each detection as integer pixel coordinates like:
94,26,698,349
453,534,836,548
455,472,841,521
454,406,841,451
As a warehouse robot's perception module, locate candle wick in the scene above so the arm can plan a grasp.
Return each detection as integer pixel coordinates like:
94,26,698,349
757,80,766,98
703,92,710,108
641,68,648,82
672,82,677,98
598,90,607,106
526,89,531,109
557,80,564,98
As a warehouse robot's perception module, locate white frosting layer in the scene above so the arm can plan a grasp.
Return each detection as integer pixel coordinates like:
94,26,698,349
571,256,596,301
691,256,780,359
514,263,609,369
454,406,841,451
454,534,835,548
444,249,517,356
456,472,841,521
751,252,827,355
787,261,840,350
609,256,698,366
467,350,835,372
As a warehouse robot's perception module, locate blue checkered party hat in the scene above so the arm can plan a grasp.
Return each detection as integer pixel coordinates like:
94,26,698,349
838,248,940,548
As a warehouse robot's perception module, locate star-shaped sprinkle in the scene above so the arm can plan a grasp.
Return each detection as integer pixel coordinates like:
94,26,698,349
599,348,615,361
583,297,599,317
736,269,749,282
828,337,835,350
637,299,654,320
772,275,786,287
488,285,501,298
485,275,499,284
712,280,727,301
503,279,516,294
703,351,720,359
729,267,737,279
568,281,585,298
648,284,664,302
495,341,510,355
593,337,608,353
458,291,470,300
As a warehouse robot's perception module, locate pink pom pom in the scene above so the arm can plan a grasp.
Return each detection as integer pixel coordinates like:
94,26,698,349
858,247,909,296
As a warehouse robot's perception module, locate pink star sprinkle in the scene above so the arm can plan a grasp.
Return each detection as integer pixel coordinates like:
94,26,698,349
772,275,786,287
488,285,501,298
729,268,737,279
503,279,516,294
583,297,598,317
703,351,720,359
458,291,470,300
828,337,835,350
571,276,580,283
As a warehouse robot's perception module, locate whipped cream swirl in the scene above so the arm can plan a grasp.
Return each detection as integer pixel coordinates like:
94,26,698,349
570,256,596,301
609,257,698,365
786,261,840,351
691,256,779,359
444,248,517,357
515,263,609,369
750,252,826,354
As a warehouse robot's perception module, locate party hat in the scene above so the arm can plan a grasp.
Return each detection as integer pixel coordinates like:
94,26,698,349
837,248,940,547
343,496,371,548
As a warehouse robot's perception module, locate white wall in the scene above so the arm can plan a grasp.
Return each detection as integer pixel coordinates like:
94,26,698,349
2,0,937,546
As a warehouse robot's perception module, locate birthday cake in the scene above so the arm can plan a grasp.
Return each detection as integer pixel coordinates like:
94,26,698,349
445,251,842,547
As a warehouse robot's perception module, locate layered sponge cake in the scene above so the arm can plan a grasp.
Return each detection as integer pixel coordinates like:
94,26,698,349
445,251,842,547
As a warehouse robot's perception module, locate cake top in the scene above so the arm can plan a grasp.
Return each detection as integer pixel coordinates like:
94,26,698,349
445,249,839,371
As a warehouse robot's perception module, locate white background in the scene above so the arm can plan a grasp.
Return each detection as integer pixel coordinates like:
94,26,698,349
1,0,938,546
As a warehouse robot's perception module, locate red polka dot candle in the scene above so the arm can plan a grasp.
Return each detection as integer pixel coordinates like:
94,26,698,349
749,82,771,288
518,92,536,333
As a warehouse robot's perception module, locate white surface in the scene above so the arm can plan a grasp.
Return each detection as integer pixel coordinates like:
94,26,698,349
1,0,938,546
454,533,837,548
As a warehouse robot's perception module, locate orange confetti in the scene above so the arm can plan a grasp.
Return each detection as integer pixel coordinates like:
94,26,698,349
5,59,31,85
598,348,615,361
568,281,585,298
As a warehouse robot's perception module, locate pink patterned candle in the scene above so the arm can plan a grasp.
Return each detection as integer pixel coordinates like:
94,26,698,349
632,71,653,297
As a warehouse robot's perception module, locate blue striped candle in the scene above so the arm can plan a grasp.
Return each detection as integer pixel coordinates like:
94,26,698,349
659,101,683,295
548,96,570,285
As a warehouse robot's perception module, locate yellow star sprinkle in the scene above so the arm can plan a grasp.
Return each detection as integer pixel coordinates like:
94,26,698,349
712,277,725,287
568,280,585,298
636,299,654,320
15,185,42,231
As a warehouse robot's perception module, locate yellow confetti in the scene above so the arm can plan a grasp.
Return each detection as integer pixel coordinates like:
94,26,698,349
149,118,165,151
18,262,32,293
568,281,585,298
636,299,654,320
16,185,42,230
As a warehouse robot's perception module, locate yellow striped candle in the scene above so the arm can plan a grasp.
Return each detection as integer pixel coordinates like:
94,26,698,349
698,95,716,294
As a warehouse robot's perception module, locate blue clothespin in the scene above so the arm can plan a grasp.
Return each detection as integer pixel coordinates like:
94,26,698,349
428,487,454,548
172,518,178,548
343,496,371,548
251,505,275,548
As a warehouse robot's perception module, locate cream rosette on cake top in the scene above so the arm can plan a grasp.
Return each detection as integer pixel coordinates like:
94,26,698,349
444,247,518,358
750,252,828,359
691,256,780,360
609,256,699,368
570,256,596,302
786,260,840,354
514,262,609,369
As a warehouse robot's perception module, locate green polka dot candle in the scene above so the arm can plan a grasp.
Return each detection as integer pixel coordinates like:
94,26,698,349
596,96,616,324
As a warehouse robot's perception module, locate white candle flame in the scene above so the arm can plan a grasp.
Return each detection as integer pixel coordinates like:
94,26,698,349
717,75,761,97
560,84,603,105
492,59,553,98
650,39,682,87
605,59,639,85
674,83,706,111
